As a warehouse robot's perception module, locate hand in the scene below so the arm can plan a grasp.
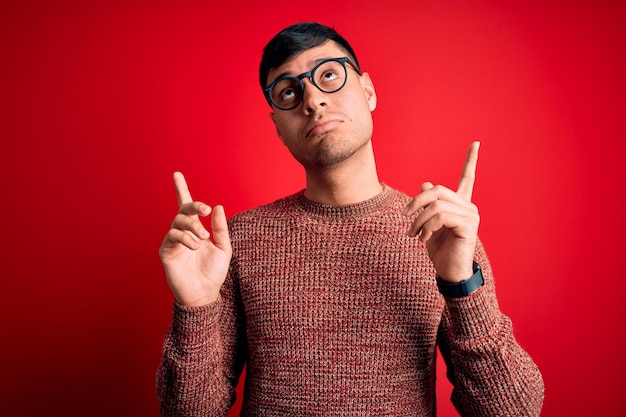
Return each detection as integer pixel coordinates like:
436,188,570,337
159,172,233,306
403,142,480,282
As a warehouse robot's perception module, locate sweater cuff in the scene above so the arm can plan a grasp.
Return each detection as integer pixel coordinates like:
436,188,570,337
169,298,222,349
443,287,501,340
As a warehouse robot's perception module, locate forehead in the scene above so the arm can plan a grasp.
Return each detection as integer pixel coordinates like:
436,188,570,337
267,41,347,83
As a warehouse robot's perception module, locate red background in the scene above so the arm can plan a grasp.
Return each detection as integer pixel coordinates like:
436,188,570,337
1,1,625,416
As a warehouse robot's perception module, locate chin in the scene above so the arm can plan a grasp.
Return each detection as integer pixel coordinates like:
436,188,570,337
312,150,354,167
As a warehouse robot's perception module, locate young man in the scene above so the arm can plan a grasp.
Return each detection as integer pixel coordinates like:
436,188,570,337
157,22,544,416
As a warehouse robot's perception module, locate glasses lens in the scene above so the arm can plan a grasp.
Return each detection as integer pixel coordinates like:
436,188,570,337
271,78,302,110
313,59,347,93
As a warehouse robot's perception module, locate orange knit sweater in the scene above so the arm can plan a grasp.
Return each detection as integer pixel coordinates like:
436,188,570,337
157,186,544,416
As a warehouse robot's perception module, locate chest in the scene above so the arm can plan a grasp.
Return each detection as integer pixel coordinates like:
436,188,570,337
232,220,444,346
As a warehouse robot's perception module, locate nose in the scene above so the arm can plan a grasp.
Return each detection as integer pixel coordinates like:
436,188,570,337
300,77,327,116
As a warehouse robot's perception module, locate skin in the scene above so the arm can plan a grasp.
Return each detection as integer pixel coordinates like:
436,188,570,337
404,141,480,282
159,41,481,307
268,41,381,206
159,172,232,306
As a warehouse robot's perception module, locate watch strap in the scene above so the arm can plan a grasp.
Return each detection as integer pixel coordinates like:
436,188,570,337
436,262,484,298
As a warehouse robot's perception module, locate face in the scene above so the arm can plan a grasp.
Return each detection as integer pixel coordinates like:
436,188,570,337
267,41,377,169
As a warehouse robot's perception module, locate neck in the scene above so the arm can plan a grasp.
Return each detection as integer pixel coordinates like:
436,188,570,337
303,142,382,206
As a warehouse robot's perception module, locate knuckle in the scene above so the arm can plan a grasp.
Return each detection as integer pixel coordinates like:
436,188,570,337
430,200,444,211
172,213,187,226
432,212,446,224
165,228,181,243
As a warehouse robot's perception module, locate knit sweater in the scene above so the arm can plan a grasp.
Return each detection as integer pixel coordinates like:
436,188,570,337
157,185,544,416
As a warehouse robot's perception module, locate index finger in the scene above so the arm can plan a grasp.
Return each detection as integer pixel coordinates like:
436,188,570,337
456,141,480,201
173,171,193,206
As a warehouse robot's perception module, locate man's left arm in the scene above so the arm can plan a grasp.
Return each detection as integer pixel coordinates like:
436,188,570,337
403,142,544,415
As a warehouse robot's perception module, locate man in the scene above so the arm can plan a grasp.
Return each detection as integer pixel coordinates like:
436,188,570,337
157,22,544,416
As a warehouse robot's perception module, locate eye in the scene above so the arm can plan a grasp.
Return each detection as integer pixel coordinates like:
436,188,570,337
319,69,339,84
272,78,301,106
280,87,297,102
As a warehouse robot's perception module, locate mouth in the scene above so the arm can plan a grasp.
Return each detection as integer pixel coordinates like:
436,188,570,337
306,119,342,139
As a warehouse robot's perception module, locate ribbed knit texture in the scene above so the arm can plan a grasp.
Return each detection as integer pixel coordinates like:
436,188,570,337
157,186,544,416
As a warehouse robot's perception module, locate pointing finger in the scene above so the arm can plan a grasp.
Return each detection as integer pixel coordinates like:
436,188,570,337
457,141,480,201
173,171,193,207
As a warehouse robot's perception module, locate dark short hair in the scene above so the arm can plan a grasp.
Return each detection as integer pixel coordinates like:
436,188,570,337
259,22,361,91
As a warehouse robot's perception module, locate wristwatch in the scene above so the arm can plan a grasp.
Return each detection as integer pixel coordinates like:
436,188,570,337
436,262,484,298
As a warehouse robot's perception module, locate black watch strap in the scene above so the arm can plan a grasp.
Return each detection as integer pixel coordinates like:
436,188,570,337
436,262,484,298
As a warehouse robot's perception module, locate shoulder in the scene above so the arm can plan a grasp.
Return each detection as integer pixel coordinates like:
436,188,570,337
381,184,412,209
228,191,303,228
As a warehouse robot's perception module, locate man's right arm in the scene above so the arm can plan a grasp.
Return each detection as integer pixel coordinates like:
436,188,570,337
156,172,244,416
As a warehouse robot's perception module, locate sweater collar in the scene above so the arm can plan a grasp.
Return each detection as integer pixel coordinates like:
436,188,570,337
294,184,392,219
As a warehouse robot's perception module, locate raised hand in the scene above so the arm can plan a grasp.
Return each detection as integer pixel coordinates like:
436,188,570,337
159,172,232,306
403,142,480,282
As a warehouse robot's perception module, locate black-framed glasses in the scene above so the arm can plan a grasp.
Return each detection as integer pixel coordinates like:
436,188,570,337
264,57,360,111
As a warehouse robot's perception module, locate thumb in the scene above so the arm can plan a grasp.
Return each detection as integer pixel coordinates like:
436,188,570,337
420,181,434,193
211,205,232,254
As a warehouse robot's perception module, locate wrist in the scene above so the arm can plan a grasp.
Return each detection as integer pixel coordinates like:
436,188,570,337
174,291,220,307
436,266,475,283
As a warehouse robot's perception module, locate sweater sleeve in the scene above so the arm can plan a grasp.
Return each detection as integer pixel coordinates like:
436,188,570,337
436,241,544,416
156,270,247,417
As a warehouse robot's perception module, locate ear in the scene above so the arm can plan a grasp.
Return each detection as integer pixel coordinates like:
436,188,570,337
269,112,286,145
360,72,377,112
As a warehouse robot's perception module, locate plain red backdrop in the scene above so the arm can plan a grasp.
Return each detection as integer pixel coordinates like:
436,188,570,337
1,1,625,416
